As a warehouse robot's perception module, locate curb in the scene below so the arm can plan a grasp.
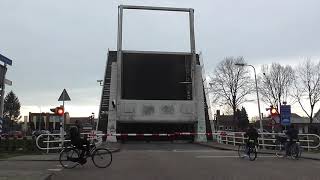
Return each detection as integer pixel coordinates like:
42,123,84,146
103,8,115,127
195,142,320,161
0,148,121,162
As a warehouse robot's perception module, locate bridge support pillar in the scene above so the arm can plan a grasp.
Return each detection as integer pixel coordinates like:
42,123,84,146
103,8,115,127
194,65,207,142
107,62,118,142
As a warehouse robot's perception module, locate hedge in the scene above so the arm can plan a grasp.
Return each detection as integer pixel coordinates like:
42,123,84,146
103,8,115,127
0,137,42,153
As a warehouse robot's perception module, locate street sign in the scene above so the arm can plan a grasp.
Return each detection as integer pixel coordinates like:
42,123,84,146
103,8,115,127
280,105,291,126
58,89,71,101
4,79,12,86
0,54,12,66
0,65,7,87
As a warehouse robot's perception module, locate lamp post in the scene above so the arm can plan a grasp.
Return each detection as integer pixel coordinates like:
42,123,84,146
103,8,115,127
235,63,264,147
96,80,103,131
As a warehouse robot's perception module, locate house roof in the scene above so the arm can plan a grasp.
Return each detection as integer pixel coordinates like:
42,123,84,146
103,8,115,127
69,117,93,124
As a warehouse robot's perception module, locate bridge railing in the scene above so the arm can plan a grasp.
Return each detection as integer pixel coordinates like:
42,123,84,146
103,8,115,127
216,132,320,151
35,131,103,152
36,131,320,152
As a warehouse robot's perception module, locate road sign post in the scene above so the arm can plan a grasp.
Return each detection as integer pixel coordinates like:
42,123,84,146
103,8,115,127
58,89,71,144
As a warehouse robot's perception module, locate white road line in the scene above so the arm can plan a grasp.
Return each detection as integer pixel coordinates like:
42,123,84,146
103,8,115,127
124,150,218,153
56,165,62,167
196,155,276,158
47,168,62,171
173,150,218,153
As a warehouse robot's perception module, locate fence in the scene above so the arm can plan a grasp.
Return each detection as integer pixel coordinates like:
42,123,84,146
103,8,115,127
216,132,320,151
35,131,320,152
36,131,103,152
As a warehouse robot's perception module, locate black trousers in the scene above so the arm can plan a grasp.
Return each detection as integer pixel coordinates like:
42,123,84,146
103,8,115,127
73,139,90,159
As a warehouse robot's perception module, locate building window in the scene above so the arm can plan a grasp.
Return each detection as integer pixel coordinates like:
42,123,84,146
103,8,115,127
219,126,223,130
229,126,232,130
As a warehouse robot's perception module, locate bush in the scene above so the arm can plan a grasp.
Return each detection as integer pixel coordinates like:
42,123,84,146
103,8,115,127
0,138,41,153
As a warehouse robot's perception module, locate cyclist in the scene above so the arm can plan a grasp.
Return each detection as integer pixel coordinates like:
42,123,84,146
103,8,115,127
244,125,259,155
69,121,90,164
285,124,299,156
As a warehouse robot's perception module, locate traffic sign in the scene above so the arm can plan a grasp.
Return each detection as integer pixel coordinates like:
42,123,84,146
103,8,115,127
4,79,12,86
0,54,12,66
280,105,291,126
58,89,71,101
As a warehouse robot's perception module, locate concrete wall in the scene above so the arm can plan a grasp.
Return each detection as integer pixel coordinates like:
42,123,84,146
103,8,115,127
118,100,195,123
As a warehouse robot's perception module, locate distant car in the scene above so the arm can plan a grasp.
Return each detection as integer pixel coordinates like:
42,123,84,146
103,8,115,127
51,130,61,134
0,133,9,138
257,129,270,133
8,131,23,138
32,130,51,139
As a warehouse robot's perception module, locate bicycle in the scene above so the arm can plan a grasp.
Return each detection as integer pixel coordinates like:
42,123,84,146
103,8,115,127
275,135,302,160
238,139,258,161
59,141,112,168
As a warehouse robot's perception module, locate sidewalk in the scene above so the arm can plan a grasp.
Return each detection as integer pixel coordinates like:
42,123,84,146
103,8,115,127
196,141,320,160
1,142,121,161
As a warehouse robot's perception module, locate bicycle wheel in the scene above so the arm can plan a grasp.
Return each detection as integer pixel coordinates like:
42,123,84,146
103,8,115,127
92,148,112,168
290,143,300,160
299,145,303,158
238,144,246,158
275,140,285,158
59,148,80,169
248,146,257,161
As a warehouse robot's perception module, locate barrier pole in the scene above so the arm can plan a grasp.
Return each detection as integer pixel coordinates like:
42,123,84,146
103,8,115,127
307,135,310,152
46,135,49,154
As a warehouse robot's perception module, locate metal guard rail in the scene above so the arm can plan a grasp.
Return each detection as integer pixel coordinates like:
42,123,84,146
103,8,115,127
36,132,103,151
215,132,320,151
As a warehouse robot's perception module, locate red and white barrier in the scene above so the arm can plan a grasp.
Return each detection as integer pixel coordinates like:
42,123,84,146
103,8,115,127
98,132,223,137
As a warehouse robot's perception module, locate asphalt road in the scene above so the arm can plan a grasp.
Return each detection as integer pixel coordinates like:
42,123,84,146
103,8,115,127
50,142,320,180
0,159,58,180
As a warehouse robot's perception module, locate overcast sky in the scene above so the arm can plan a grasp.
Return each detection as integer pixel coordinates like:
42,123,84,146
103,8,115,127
0,0,320,119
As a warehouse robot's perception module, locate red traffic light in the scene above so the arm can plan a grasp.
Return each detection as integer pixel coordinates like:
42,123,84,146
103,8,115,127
56,107,64,116
50,106,64,116
270,106,278,118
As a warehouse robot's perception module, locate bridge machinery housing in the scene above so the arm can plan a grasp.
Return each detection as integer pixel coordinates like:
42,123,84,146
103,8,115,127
98,5,211,142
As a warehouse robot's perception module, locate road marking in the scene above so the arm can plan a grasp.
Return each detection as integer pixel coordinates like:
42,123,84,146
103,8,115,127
47,168,62,171
196,155,276,158
123,149,218,153
56,165,62,167
173,150,218,153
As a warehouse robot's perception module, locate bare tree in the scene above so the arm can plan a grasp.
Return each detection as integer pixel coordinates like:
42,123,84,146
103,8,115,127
292,59,320,124
258,63,294,109
209,57,253,128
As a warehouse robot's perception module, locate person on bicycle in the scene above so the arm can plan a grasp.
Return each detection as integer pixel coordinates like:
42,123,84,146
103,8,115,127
285,124,299,156
244,125,259,154
69,120,90,164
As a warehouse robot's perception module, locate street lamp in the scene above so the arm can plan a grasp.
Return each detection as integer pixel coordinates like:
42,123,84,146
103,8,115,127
235,63,264,147
97,80,103,86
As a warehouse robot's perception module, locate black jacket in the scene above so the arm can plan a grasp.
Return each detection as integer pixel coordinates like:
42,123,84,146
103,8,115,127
70,126,81,144
285,127,298,140
244,128,259,140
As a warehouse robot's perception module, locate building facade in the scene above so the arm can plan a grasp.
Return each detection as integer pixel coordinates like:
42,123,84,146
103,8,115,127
28,112,70,132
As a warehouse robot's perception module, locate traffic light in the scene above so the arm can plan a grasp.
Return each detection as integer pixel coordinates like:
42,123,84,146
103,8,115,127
50,106,64,116
270,106,278,119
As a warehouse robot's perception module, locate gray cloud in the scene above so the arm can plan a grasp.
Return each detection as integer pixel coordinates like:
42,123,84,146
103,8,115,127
0,0,319,116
